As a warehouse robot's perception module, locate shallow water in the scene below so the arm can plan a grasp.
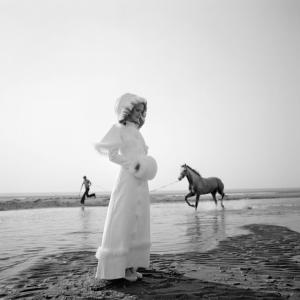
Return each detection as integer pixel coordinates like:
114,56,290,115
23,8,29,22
0,197,299,284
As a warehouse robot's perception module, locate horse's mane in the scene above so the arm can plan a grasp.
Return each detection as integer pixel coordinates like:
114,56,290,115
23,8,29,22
185,164,201,177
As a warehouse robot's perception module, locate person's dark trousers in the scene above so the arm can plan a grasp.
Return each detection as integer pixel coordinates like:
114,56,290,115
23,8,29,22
81,188,96,204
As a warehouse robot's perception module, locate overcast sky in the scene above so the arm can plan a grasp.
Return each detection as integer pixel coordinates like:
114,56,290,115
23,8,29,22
1,0,299,194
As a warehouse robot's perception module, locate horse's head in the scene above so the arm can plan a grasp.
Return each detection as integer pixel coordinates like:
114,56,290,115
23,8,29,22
178,164,188,181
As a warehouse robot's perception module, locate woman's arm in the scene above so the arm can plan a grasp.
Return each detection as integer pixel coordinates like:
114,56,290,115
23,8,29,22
108,148,133,170
95,124,137,172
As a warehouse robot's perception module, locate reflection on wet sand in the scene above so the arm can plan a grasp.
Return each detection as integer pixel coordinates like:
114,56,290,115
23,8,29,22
185,210,225,252
79,206,92,249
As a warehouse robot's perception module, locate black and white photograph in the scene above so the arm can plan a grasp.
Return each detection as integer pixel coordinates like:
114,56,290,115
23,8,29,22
1,0,300,299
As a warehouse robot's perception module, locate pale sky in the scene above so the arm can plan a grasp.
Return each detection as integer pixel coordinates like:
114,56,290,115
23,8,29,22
1,0,300,194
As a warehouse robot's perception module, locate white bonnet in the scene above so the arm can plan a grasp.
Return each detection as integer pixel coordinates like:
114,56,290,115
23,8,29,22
115,93,147,122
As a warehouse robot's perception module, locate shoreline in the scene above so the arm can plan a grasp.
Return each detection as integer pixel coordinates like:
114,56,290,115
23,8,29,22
0,191,300,211
2,223,299,299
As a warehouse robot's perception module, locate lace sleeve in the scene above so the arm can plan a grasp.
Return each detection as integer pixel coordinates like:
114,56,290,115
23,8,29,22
95,124,137,171
94,124,122,155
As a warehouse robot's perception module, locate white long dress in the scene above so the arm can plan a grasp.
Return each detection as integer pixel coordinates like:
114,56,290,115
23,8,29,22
95,122,151,279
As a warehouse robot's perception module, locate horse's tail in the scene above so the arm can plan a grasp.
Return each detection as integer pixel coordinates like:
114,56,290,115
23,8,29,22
217,178,225,199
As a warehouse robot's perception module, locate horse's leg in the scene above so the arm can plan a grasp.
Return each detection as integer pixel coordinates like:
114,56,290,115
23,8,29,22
185,192,195,207
195,194,200,210
211,191,217,206
217,179,225,209
218,191,225,209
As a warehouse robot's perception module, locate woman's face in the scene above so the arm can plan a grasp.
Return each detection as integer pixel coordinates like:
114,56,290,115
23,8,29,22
127,103,145,124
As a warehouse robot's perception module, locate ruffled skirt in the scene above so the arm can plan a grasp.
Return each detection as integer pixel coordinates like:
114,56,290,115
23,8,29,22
95,168,150,279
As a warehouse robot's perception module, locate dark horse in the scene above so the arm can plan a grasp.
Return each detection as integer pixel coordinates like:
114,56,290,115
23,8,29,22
178,164,225,210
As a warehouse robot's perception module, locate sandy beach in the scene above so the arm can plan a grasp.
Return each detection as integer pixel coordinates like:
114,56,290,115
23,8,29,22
1,224,300,299
1,192,300,299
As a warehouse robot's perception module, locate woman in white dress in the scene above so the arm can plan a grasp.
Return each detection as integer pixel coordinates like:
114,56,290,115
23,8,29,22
94,93,157,282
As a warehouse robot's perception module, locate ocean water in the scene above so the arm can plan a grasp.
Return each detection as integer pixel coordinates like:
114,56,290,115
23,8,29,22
0,197,300,286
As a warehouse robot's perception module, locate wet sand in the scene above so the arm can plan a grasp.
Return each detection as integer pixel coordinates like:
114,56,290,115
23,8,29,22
1,189,300,211
2,224,299,299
